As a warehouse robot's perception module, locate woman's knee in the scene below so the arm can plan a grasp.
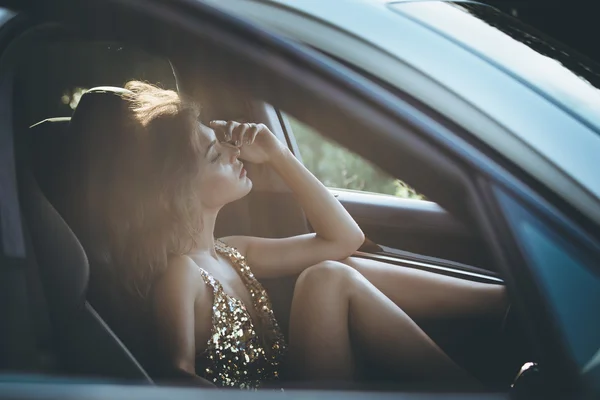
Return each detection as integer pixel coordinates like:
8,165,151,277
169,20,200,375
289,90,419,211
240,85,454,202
296,260,360,290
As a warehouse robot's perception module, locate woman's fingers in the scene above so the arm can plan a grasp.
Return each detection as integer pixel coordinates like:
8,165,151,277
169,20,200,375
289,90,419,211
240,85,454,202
233,123,251,146
209,120,230,141
210,120,261,146
226,120,239,144
209,120,226,129
246,124,260,145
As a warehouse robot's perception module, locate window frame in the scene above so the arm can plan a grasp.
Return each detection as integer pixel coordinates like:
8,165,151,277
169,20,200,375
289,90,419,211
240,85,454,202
494,185,600,374
476,175,600,392
280,98,504,279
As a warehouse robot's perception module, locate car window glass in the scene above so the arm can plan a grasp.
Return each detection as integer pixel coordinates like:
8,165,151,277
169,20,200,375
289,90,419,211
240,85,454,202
496,188,600,373
13,40,176,130
286,114,424,200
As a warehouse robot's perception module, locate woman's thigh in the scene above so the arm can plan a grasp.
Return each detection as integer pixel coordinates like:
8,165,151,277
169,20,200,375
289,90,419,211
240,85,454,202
286,261,475,382
341,257,508,320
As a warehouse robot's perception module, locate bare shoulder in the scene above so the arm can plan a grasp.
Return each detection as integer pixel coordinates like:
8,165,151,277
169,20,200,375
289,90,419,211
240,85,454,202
152,255,213,340
155,255,201,288
152,255,208,305
151,255,214,369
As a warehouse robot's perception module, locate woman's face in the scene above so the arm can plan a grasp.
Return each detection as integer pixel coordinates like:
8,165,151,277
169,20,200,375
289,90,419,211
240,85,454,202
195,123,252,208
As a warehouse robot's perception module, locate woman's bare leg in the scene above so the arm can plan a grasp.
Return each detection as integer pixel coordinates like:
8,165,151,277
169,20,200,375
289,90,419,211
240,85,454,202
287,261,476,384
341,257,508,320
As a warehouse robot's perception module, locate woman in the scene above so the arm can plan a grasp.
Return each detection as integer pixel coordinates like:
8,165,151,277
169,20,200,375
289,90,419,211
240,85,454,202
72,81,486,390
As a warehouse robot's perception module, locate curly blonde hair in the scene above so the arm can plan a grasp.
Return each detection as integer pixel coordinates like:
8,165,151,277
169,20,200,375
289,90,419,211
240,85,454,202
72,81,204,299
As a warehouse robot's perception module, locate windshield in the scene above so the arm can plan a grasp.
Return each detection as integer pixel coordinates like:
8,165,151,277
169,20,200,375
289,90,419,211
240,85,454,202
390,1,600,134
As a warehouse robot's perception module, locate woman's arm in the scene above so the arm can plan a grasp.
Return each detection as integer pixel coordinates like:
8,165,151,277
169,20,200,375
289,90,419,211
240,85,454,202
152,256,215,387
211,120,364,278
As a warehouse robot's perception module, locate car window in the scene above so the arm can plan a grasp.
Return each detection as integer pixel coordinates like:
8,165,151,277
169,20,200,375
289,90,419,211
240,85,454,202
286,114,424,200
13,40,176,130
495,188,600,374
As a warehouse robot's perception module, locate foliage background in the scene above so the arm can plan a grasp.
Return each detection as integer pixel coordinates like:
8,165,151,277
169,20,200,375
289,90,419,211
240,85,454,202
288,116,424,200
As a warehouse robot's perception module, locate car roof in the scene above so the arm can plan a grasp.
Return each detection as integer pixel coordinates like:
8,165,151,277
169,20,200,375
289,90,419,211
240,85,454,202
201,0,600,224
211,0,600,134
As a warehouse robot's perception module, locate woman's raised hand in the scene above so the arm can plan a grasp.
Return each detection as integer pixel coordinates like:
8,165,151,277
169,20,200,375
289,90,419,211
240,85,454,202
209,120,285,164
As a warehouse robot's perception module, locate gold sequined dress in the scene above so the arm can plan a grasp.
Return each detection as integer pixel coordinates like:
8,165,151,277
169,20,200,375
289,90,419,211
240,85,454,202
195,240,287,389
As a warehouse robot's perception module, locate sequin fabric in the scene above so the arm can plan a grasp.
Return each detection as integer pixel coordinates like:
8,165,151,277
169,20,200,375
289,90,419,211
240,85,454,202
195,240,287,389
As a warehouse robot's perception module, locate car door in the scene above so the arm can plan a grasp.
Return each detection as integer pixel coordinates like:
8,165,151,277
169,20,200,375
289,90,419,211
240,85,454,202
278,111,495,274
486,183,600,394
269,108,516,387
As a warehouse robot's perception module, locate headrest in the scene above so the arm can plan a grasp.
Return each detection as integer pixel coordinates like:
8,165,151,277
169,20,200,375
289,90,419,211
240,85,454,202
22,87,135,314
66,87,138,255
67,86,134,151
28,87,134,220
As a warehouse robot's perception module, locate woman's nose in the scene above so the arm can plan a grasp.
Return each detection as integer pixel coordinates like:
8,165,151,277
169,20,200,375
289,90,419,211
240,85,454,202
231,147,240,162
223,143,240,162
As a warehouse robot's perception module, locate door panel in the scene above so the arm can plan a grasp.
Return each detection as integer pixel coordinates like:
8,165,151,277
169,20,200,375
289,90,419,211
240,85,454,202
334,189,494,271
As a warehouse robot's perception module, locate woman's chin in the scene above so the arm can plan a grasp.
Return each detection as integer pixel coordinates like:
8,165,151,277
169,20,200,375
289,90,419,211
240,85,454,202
242,177,253,194
232,177,252,201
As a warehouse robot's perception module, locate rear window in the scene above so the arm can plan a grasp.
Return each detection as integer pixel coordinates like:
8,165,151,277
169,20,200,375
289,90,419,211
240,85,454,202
13,39,176,130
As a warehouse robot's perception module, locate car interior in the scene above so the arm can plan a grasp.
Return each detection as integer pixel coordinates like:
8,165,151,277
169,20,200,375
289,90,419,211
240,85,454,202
3,16,536,393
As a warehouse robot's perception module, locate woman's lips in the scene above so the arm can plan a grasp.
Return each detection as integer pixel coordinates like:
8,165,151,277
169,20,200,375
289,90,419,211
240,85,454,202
239,165,247,178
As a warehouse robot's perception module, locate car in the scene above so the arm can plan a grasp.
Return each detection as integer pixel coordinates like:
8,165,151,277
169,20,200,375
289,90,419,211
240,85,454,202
0,0,598,399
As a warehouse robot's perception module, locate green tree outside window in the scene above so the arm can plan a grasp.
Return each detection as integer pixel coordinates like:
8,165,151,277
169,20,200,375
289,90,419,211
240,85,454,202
288,116,424,200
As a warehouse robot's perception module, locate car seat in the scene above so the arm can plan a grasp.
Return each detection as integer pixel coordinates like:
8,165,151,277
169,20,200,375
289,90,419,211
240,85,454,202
17,89,153,382
19,87,221,386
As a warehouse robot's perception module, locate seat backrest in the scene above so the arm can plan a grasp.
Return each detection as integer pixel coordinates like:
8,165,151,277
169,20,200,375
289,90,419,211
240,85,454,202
23,86,257,384
19,116,152,383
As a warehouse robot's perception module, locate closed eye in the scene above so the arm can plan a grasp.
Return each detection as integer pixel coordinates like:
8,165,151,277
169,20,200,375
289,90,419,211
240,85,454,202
211,153,222,163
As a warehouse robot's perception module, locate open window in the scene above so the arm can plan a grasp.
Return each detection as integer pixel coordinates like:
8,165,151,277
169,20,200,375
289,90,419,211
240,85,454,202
285,113,424,200
276,107,497,274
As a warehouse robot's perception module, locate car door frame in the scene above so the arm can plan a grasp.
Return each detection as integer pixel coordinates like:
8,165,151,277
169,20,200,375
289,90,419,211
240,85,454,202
277,108,501,281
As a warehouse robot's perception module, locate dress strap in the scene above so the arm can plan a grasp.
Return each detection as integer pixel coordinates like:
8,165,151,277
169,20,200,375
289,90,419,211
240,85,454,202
197,266,220,293
214,239,252,279
214,238,287,362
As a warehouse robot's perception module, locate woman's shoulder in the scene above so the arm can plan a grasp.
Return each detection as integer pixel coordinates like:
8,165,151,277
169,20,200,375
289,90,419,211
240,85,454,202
153,255,207,302
164,254,202,280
